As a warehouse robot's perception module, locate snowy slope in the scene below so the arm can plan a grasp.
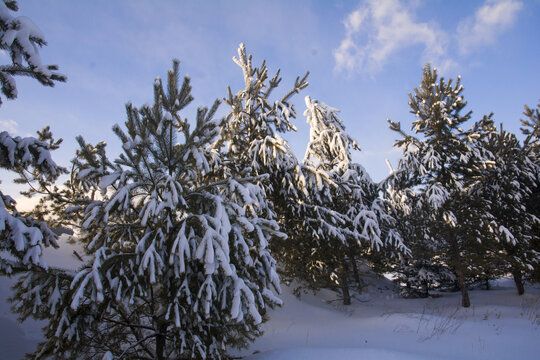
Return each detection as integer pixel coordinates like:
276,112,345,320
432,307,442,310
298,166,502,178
1,248,539,360
238,276,540,360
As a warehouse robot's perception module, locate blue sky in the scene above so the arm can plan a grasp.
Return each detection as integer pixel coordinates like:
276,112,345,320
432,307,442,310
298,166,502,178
2,0,540,204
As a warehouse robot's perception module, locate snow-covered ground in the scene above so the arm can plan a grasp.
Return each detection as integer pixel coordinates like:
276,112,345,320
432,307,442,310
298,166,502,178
237,274,540,360
1,237,539,359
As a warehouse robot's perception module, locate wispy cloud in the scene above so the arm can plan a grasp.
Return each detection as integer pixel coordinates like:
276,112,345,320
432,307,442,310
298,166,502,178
457,0,523,55
334,0,448,74
0,119,18,134
334,0,523,75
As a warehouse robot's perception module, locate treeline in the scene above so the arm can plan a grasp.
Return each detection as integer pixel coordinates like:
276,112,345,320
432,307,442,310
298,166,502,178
385,66,539,307
262,62,540,309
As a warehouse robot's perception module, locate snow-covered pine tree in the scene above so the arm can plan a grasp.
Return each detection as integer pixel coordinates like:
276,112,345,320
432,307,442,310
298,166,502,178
474,123,539,294
216,45,373,305
216,44,309,210
0,0,65,105
387,64,493,307
520,101,540,283
521,101,540,152
1,0,65,276
384,164,458,297
302,97,406,304
11,61,283,360
215,44,320,290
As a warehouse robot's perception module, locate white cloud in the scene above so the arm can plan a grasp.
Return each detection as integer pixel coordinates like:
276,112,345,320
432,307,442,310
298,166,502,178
457,0,523,55
0,119,18,134
334,0,448,74
334,0,523,75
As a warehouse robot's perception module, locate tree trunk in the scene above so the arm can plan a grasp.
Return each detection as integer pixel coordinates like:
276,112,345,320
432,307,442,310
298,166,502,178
339,255,351,305
422,280,429,298
485,277,490,290
452,278,460,292
348,247,361,289
456,267,470,308
155,322,168,360
341,272,351,305
512,269,525,295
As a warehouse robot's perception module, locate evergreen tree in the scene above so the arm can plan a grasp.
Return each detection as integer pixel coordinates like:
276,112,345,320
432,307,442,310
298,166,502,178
521,101,540,150
385,181,456,297
388,64,492,307
215,43,307,223
11,61,283,359
384,137,455,298
520,101,540,283
215,45,324,295
473,124,539,294
216,45,399,305
302,97,406,304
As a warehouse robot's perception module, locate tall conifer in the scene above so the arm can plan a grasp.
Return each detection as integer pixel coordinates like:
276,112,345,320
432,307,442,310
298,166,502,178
11,60,282,360
388,65,492,307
